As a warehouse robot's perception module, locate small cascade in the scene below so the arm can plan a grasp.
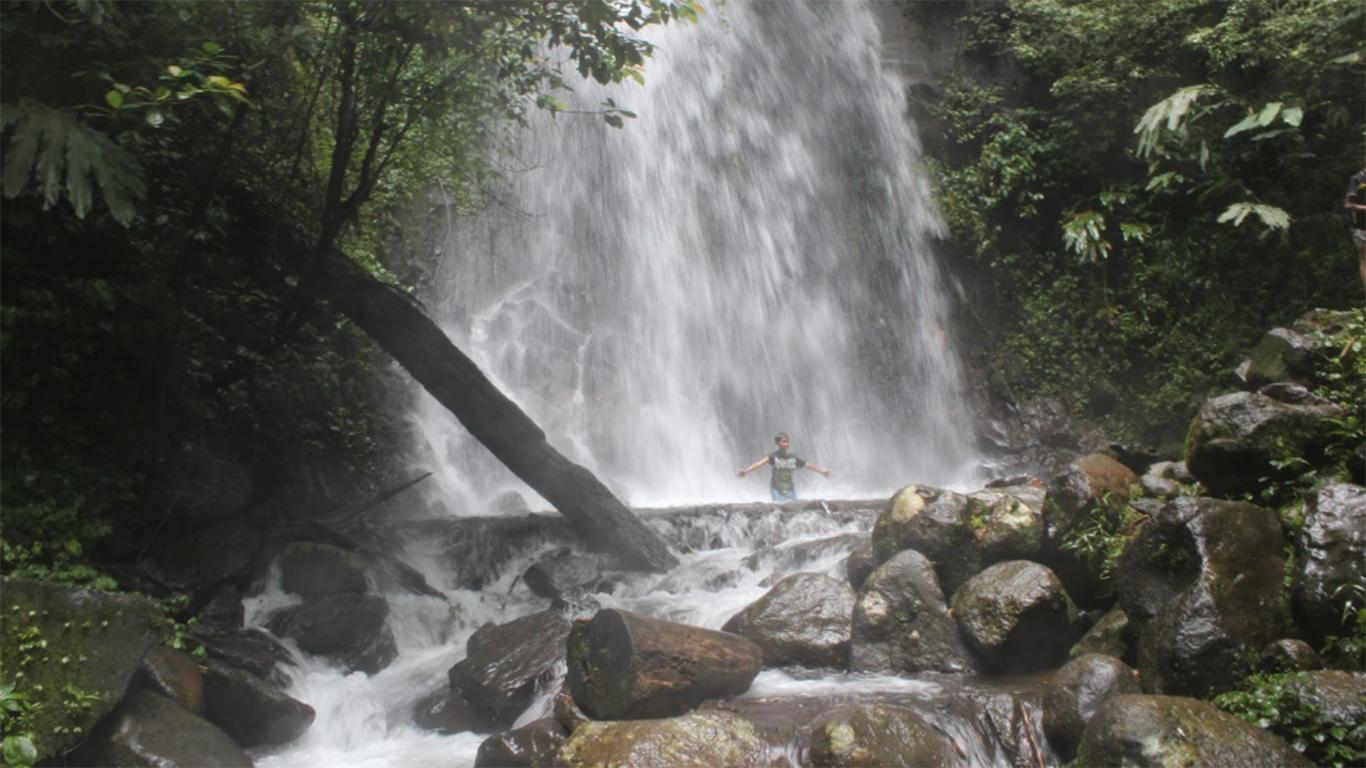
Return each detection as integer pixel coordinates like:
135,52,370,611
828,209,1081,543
250,500,1055,767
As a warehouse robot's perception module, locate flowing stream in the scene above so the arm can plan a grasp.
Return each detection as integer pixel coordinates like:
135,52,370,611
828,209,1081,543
251,3,1012,766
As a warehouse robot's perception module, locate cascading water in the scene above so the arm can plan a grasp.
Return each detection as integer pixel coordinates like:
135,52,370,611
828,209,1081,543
249,5,1033,768
408,0,976,511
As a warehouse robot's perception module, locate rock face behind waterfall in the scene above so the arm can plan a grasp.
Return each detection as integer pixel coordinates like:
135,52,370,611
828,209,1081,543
566,609,762,719
722,572,855,669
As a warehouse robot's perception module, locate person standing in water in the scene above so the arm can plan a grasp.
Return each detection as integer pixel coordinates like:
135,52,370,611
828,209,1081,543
737,432,832,502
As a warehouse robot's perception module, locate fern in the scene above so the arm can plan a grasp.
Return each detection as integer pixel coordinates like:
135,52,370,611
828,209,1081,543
0,101,144,226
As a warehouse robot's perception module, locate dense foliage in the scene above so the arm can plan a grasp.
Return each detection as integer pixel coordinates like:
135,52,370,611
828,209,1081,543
919,0,1363,448
1,0,692,582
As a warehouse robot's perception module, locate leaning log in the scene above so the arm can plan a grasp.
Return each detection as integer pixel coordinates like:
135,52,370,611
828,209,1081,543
316,252,677,573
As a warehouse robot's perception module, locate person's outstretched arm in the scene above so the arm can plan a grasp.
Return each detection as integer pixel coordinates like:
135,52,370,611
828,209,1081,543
804,462,832,478
737,456,770,477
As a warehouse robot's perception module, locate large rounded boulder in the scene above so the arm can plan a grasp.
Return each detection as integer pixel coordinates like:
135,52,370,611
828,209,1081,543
806,703,959,767
1042,654,1139,761
475,717,569,767
558,710,768,767
1293,483,1366,643
722,572,855,669
1074,694,1310,767
872,485,979,596
278,541,369,599
950,560,1082,674
1185,391,1342,496
1049,454,1137,542
567,609,762,719
201,658,315,747
1132,497,1287,697
523,552,602,601
71,690,253,768
849,549,975,675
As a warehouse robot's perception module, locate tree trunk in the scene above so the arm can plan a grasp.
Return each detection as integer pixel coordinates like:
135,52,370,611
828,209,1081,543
315,252,677,573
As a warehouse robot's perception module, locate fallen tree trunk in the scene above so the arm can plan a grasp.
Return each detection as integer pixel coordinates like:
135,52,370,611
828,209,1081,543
316,252,678,573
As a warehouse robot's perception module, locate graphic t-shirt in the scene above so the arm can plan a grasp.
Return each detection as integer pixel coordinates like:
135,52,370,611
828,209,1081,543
768,451,806,493
1349,170,1366,230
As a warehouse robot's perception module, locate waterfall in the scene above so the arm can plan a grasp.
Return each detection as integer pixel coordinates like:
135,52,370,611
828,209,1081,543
407,0,976,512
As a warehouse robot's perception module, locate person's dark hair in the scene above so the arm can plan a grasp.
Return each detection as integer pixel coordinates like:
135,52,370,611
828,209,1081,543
774,432,789,442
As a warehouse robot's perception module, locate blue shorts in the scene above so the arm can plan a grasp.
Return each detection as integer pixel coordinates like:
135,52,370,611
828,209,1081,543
771,488,797,502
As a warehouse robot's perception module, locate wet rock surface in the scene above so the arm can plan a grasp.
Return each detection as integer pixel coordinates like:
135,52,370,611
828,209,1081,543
474,717,568,767
191,627,293,682
1069,608,1133,664
451,608,572,725
966,484,1045,563
723,572,854,669
850,549,975,675
950,560,1081,674
806,702,959,767
1042,653,1139,761
1074,694,1311,767
523,552,602,600
277,541,369,599
413,686,498,735
0,578,165,760
567,609,762,719
872,485,979,596
136,646,204,715
74,689,254,768
202,658,315,747
1283,670,1366,731
1294,483,1366,642
1257,638,1323,673
1135,497,1287,697
268,593,397,674
558,710,769,767
1048,453,1137,542
1185,391,1342,496
843,540,876,591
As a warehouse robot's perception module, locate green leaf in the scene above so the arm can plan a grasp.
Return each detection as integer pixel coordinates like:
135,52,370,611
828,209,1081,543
201,41,222,54
1218,202,1291,230
1224,114,1260,138
1280,106,1303,126
104,90,123,109
1256,102,1282,127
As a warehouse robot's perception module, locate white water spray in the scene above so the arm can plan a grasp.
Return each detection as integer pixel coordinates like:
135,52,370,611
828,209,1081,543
408,0,976,511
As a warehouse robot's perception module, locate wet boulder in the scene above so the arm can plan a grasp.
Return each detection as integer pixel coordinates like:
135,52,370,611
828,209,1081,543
0,578,165,761
950,560,1082,675
872,485,979,595
136,646,204,715
451,609,572,725
1112,507,1202,630
806,703,958,767
1293,483,1366,643
413,686,498,734
1185,391,1342,496
1048,454,1138,541
202,658,315,747
1074,694,1310,767
850,549,975,675
474,717,568,767
278,541,368,599
566,609,762,719
523,552,601,600
843,540,876,591
966,484,1045,563
1283,670,1366,733
1257,639,1323,673
722,573,854,669
74,690,253,768
1134,497,1287,697
195,583,245,631
268,593,397,674
1069,609,1133,665
191,627,293,682
558,710,768,767
1042,654,1140,761
1235,308,1356,389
